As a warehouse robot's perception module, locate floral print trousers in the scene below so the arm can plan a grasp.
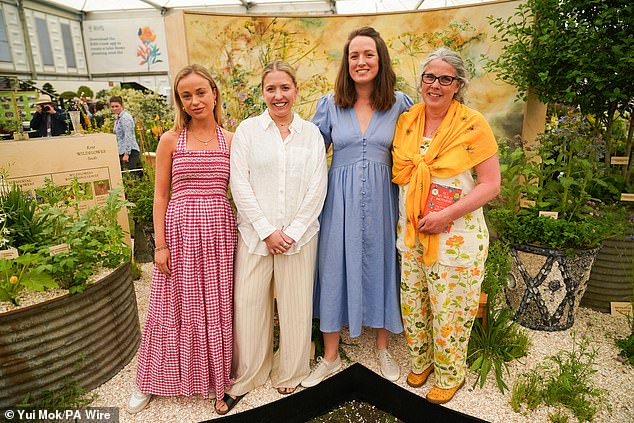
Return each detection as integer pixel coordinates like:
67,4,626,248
400,243,487,389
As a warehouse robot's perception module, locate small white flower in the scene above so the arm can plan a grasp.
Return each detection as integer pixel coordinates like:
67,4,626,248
1,227,8,235
0,214,5,224
0,237,9,247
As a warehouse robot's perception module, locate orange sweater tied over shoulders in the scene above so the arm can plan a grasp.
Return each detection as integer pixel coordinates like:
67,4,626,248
392,100,497,265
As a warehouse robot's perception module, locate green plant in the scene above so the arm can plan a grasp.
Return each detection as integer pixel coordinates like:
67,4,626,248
0,183,49,248
123,166,155,226
0,251,57,305
59,90,77,100
76,85,94,99
511,335,607,422
488,115,628,250
36,180,131,293
467,241,530,393
486,0,634,172
615,287,634,366
94,87,173,152
17,378,97,409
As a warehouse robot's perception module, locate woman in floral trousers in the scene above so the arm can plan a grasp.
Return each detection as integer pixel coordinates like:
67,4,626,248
392,47,500,404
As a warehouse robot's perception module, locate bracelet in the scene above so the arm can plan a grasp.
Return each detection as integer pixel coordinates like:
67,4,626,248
155,245,169,252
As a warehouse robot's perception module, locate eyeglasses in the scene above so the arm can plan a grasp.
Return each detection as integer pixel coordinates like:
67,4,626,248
421,73,459,86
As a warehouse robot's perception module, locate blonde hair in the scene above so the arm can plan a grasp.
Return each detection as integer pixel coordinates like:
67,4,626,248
261,60,298,89
172,64,223,130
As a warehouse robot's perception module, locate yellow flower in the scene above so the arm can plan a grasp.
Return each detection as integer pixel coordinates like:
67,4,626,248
9,276,18,284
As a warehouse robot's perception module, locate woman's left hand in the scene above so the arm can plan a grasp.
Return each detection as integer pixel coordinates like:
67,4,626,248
417,211,452,234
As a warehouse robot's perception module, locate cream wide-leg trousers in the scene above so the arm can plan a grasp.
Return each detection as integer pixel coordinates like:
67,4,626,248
227,235,317,396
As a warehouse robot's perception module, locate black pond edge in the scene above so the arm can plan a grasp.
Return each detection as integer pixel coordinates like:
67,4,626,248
206,363,488,423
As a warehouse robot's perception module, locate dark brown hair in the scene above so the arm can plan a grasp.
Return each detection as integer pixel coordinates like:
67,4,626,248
109,96,124,106
334,26,396,111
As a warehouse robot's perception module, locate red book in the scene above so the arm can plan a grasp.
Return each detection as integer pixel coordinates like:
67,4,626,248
422,183,462,233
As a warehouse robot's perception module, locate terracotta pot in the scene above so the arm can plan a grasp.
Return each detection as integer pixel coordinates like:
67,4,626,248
505,244,600,331
0,262,140,407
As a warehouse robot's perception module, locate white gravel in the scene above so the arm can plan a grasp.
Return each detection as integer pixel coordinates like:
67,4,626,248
87,263,633,423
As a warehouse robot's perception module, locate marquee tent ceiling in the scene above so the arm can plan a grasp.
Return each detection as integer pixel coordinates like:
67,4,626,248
41,0,488,14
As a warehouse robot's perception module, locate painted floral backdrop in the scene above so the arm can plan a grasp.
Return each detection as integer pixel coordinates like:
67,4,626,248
183,0,523,137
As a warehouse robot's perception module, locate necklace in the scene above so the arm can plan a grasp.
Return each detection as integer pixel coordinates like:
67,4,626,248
274,116,293,127
189,126,217,145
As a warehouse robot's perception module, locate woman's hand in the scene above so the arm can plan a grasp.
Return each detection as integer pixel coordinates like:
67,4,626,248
417,211,452,234
265,229,295,255
154,248,171,276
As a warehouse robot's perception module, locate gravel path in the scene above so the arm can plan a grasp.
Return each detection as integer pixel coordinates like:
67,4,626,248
90,263,634,422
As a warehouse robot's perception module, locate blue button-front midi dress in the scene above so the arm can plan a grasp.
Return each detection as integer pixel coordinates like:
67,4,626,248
312,91,413,338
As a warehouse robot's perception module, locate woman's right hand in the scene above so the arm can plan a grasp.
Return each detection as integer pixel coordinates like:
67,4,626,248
154,248,171,277
264,229,294,255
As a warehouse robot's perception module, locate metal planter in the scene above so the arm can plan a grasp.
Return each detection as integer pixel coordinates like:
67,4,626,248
0,262,140,407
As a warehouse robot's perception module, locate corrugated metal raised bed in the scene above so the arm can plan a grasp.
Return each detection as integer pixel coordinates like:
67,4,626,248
0,262,140,407
582,235,634,313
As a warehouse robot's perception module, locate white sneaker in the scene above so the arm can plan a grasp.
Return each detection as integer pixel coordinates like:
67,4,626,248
126,388,152,414
376,348,400,381
301,356,342,387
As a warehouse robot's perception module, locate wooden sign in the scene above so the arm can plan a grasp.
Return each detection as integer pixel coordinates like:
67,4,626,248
539,211,558,219
0,247,19,259
0,133,130,245
610,156,629,165
611,302,633,317
49,243,71,256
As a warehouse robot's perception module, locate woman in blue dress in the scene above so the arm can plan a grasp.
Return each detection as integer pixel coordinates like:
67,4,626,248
302,26,413,388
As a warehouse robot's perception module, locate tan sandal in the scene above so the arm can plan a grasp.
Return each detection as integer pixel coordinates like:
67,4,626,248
406,365,434,388
277,387,296,395
426,379,465,404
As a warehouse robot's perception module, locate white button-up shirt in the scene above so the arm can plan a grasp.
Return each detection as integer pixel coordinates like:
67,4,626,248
230,110,328,256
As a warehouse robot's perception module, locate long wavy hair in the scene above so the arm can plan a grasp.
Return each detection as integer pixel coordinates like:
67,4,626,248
334,26,396,111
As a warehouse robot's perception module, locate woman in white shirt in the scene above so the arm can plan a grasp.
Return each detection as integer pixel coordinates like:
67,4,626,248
228,61,328,398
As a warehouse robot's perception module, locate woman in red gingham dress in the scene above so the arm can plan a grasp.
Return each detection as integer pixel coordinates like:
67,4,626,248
128,64,237,415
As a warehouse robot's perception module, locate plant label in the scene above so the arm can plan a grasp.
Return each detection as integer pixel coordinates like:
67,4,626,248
520,199,536,208
611,302,633,317
538,211,558,219
0,247,19,259
621,193,634,202
610,156,629,166
49,243,70,256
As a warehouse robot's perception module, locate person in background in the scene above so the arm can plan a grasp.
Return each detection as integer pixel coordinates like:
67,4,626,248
128,64,238,415
392,47,500,404
109,96,141,173
303,26,413,388
30,93,68,137
228,60,328,400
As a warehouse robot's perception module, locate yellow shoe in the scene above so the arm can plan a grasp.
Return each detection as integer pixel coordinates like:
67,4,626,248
406,365,433,388
426,379,465,404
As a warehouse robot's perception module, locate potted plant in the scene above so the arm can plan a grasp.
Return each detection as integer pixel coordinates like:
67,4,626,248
122,165,155,262
488,115,626,330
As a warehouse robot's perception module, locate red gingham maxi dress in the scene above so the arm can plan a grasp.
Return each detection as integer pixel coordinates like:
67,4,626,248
135,127,236,400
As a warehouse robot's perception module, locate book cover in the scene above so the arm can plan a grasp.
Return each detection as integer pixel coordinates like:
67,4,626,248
423,183,462,233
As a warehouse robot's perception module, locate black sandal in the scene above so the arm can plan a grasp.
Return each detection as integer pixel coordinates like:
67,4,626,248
215,394,244,415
